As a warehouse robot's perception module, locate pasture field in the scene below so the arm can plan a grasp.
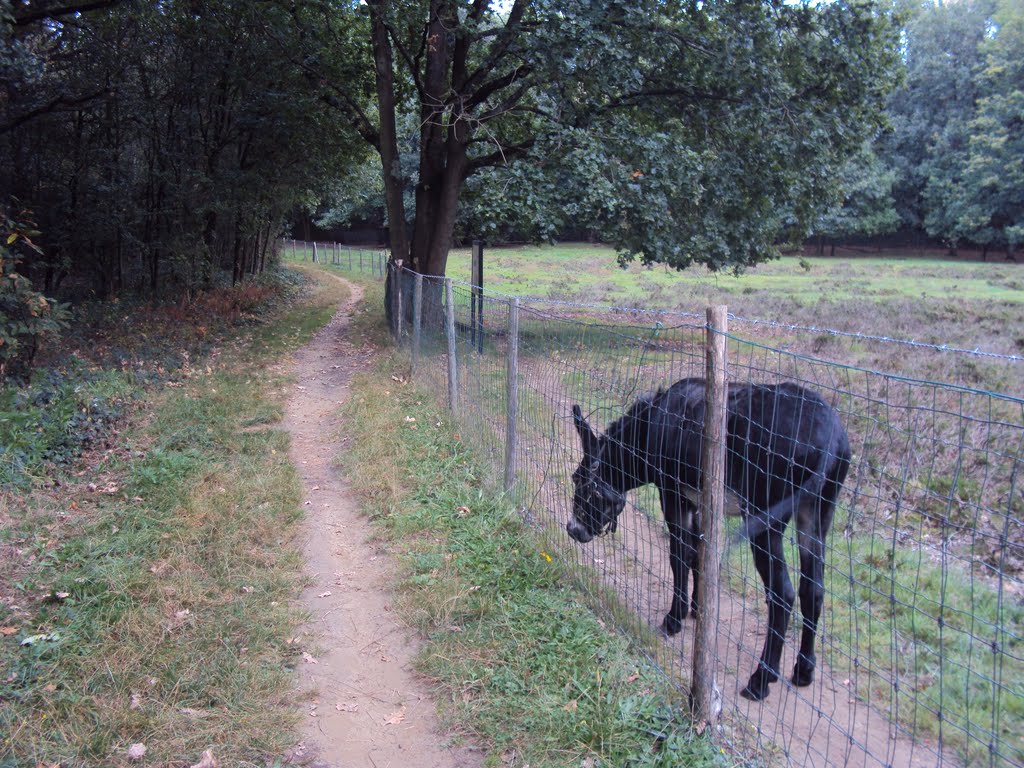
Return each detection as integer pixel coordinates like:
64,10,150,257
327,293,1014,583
445,242,1024,307
445,243,1024,382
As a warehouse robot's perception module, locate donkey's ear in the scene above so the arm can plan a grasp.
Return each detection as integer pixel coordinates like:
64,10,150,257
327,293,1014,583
572,405,598,454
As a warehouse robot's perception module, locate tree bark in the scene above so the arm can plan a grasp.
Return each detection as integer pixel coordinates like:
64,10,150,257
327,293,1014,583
368,0,410,265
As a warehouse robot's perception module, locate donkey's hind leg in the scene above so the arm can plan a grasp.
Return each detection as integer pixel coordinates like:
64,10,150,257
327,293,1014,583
793,476,840,686
741,528,795,701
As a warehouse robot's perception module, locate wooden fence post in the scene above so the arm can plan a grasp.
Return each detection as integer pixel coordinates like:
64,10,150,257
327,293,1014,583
412,273,423,378
445,278,458,412
504,297,520,492
692,305,728,727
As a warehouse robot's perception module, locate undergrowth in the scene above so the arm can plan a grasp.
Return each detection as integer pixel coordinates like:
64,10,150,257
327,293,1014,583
0,269,309,489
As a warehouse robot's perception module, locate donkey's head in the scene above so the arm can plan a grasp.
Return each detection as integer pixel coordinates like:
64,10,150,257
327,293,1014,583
567,405,627,544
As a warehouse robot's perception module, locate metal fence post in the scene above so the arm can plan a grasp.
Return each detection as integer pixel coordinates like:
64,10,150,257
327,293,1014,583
445,278,458,412
692,305,727,727
412,273,423,377
504,297,520,492
390,261,403,340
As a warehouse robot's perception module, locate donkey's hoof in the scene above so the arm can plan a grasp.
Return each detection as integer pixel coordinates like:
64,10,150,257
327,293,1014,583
661,614,683,636
740,668,776,701
740,680,770,701
792,654,816,687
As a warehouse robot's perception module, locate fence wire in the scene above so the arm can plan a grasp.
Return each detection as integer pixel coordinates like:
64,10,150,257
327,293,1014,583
305,246,1022,768
280,238,388,277
391,264,1024,768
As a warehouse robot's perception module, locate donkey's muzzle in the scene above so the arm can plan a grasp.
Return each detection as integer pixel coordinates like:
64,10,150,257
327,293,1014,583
566,517,595,543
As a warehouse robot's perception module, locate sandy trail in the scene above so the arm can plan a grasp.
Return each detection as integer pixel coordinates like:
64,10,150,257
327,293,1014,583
281,275,478,768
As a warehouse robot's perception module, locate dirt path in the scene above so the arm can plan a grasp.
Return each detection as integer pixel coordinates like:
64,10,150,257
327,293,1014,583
281,275,478,768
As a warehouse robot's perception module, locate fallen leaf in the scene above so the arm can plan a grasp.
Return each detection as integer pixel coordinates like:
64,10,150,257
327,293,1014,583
0,626,18,636
695,719,708,735
335,702,359,712
384,707,406,725
302,652,318,664
563,699,578,713
127,743,147,761
190,749,218,768
318,591,332,598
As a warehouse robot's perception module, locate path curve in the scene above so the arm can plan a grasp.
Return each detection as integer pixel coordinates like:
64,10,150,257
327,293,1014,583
282,274,478,768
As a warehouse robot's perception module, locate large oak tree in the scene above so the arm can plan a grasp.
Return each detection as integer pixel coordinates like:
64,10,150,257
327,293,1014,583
304,0,901,278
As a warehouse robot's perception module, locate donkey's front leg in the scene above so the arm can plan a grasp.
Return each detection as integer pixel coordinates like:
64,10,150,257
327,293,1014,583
662,494,698,636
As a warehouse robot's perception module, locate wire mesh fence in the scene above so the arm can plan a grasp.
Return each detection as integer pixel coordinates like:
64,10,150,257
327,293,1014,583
280,237,388,277
349,253,1024,767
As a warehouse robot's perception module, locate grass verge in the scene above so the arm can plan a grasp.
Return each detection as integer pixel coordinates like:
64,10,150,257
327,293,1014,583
337,346,725,768
0,267,347,767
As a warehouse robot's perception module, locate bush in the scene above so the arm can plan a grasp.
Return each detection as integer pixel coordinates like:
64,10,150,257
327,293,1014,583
1,219,69,383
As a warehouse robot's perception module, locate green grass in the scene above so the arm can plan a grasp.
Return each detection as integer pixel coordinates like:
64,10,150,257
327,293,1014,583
714,500,1024,767
443,243,1024,306
0,267,350,767
337,352,726,767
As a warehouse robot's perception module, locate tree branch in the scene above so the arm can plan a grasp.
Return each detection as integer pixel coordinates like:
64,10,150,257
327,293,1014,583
0,89,107,134
12,0,122,26
464,63,533,110
465,137,535,176
462,0,528,95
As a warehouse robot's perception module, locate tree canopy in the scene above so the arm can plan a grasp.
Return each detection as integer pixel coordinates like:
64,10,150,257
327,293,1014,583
297,0,902,277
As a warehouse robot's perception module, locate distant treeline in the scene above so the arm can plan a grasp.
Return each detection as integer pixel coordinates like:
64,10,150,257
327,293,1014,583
809,0,1021,260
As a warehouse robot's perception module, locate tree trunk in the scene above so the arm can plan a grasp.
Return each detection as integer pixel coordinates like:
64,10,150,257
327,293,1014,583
368,0,409,267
